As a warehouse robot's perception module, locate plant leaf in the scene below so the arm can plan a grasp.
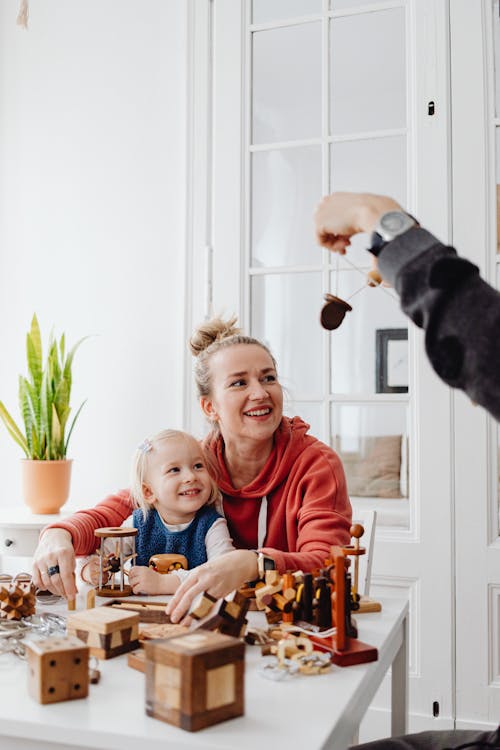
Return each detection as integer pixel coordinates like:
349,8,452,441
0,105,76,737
62,336,89,394
26,314,43,391
59,333,65,364
40,368,52,460
64,399,86,455
48,338,61,389
19,376,35,457
51,403,62,457
53,378,70,433
0,401,29,457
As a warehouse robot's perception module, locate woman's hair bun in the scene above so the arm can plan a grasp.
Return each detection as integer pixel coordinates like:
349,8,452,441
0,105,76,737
189,315,241,356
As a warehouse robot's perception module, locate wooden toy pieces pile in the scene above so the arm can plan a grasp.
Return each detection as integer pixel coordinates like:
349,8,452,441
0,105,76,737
244,523,379,624
0,573,36,620
242,540,379,669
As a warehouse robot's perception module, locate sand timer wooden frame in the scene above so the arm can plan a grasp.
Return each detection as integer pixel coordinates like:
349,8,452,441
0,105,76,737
94,527,138,598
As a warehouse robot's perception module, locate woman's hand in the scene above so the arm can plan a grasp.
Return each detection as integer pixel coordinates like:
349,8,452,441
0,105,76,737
32,528,77,600
128,566,180,596
314,192,402,254
166,550,258,623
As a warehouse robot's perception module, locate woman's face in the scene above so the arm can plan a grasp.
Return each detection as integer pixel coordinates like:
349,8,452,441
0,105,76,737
201,343,283,447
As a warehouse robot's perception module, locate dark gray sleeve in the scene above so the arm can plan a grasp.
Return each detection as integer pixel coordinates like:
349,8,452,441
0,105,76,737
349,725,500,749
377,228,500,422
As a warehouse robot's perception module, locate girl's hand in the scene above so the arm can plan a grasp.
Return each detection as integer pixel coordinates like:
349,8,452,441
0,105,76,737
128,566,180,596
80,555,104,586
166,550,258,623
32,529,78,601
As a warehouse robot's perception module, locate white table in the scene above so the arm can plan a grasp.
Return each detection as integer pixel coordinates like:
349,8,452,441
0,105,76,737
0,596,408,750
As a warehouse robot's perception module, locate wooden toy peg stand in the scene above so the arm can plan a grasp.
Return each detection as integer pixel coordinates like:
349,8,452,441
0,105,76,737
342,523,365,600
311,546,378,667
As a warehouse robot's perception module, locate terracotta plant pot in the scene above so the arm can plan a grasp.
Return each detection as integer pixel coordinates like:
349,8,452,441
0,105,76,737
21,459,73,514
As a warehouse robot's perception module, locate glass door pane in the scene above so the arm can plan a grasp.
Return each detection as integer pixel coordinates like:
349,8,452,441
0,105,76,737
330,9,406,135
252,22,322,144
329,270,408,395
253,0,321,25
251,272,324,398
331,402,409,505
251,146,322,267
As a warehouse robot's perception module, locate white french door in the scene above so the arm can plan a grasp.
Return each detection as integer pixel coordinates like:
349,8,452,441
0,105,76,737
450,0,500,730
186,0,455,734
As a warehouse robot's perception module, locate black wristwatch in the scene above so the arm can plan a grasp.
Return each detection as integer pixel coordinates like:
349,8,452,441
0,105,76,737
369,210,418,256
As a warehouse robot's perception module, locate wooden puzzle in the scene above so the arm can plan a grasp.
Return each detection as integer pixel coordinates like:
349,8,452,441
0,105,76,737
145,630,245,731
190,590,250,638
66,606,139,659
93,526,138,597
26,636,89,704
148,553,187,573
103,599,171,623
0,575,35,620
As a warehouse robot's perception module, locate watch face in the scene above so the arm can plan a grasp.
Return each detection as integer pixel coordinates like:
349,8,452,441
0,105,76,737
380,211,409,234
378,211,416,242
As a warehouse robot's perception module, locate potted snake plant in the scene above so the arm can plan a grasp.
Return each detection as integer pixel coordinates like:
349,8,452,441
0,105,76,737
0,314,87,514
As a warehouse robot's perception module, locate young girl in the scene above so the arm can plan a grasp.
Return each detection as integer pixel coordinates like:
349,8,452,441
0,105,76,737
82,429,235,595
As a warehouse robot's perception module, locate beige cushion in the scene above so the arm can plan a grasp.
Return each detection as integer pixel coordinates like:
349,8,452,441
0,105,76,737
334,435,403,499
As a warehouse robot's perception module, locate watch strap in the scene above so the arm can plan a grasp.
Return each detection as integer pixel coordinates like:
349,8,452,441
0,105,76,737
250,550,276,581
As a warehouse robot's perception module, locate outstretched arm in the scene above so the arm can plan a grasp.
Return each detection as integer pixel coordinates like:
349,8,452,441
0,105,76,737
314,192,500,421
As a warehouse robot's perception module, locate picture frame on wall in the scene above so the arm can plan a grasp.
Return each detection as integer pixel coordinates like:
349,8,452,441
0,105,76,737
375,328,408,394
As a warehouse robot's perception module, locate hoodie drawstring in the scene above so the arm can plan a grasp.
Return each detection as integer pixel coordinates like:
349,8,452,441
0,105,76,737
257,495,268,549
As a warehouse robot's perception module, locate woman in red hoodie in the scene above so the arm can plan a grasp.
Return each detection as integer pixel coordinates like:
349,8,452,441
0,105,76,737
32,316,352,620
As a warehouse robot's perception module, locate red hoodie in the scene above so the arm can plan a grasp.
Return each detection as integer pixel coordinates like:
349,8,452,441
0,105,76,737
46,417,352,573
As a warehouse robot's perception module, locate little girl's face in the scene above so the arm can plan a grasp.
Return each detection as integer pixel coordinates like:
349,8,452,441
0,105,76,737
144,435,213,524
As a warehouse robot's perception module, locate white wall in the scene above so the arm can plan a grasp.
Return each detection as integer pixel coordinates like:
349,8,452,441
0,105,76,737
0,0,188,509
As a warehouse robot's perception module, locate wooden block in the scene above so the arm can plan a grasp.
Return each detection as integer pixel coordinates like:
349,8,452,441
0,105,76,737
145,630,245,731
128,649,146,673
26,636,89,704
66,606,139,659
86,589,96,609
192,594,249,638
149,553,187,573
189,592,218,621
103,599,170,624
357,597,382,614
139,623,189,643
331,637,378,667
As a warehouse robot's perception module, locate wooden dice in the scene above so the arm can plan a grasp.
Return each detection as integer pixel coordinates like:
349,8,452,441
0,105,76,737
145,630,245,731
66,606,139,659
26,636,89,704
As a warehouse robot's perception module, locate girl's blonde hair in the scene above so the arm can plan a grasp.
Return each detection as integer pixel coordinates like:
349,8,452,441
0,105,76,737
130,429,221,520
189,315,278,398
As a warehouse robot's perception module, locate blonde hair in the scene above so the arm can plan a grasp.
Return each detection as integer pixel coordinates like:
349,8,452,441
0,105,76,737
130,429,221,520
189,315,278,398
